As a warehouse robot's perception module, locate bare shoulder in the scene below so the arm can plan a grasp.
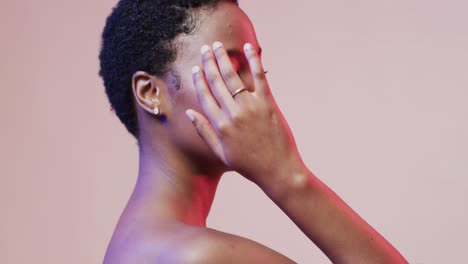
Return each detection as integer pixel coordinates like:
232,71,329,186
158,225,297,264
104,223,296,264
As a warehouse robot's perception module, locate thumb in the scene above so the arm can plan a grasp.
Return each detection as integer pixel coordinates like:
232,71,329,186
185,109,226,164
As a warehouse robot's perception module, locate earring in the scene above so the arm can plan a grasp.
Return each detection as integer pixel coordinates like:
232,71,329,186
152,98,161,116
153,106,160,115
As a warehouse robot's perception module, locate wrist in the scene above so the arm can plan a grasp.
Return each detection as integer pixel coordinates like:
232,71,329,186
258,157,314,202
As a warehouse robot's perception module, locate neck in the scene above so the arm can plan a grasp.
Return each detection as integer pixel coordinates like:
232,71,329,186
130,133,225,227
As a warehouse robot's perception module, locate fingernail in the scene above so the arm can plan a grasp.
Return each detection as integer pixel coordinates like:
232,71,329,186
244,43,253,53
185,110,196,122
212,41,223,50
192,66,200,75
201,45,210,55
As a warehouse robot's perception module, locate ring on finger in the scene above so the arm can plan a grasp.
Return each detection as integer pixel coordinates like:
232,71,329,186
231,87,248,98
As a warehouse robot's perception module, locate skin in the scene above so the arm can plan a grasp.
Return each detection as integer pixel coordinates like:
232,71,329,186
103,2,408,263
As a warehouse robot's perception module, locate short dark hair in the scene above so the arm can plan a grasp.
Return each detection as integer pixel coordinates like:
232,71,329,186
98,0,238,139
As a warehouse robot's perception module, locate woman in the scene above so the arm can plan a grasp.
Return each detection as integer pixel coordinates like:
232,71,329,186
99,0,408,263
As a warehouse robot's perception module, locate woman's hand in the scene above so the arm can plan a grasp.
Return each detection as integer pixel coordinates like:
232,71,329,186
186,44,409,262
186,41,304,188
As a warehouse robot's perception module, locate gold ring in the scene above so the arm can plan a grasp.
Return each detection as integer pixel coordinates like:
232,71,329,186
231,87,248,98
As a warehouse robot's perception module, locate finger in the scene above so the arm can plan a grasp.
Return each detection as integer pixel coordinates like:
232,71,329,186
200,45,237,112
244,43,270,97
192,65,222,124
212,41,249,103
185,109,227,164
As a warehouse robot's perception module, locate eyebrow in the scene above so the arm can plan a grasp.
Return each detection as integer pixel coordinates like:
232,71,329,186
226,46,263,57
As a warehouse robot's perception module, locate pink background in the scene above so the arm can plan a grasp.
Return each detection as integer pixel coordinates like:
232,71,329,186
1,0,467,263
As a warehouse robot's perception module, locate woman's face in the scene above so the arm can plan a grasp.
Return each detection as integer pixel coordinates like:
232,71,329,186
161,2,263,166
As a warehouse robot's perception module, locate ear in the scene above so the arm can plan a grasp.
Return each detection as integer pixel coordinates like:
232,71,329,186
132,71,163,116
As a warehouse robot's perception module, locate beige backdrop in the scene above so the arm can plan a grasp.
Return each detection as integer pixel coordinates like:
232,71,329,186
1,0,467,263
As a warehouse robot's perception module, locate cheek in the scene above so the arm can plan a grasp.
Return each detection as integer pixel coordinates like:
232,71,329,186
231,59,241,73
172,76,204,115
166,86,216,157
166,85,206,147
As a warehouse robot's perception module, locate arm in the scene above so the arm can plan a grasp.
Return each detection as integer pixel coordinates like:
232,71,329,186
259,161,407,263
187,41,408,263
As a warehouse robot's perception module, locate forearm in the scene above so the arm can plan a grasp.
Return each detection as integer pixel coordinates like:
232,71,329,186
260,164,407,264
186,38,406,263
